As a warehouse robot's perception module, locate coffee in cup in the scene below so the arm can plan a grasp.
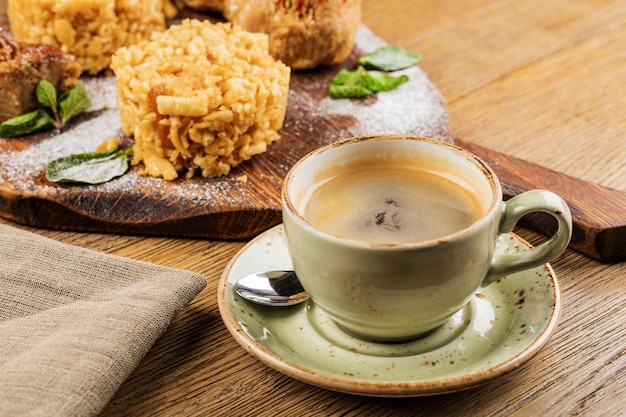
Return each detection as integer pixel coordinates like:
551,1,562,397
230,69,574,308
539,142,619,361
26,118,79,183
282,135,572,342
300,153,485,244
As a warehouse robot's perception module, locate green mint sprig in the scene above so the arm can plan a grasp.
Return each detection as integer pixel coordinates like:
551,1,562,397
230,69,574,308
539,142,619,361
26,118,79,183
45,149,131,185
0,109,54,138
0,80,91,138
357,46,423,71
328,46,422,99
329,66,409,99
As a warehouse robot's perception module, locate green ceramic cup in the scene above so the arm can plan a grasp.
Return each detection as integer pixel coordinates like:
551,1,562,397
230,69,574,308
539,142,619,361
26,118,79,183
282,135,572,342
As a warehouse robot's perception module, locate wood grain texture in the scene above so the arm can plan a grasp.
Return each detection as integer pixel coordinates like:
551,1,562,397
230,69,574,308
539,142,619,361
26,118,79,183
0,1,624,416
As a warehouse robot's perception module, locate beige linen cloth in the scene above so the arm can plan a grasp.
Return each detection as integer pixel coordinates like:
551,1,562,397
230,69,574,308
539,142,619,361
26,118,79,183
0,224,207,417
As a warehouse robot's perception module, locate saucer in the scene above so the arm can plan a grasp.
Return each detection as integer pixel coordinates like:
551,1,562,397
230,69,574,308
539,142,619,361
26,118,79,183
217,225,561,397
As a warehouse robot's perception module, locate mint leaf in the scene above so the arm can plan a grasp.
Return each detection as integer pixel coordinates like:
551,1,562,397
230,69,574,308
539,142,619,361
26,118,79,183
0,81,91,137
329,67,373,98
59,83,92,124
0,109,55,138
329,66,409,99
45,149,131,184
362,70,409,92
358,46,422,71
36,79,58,109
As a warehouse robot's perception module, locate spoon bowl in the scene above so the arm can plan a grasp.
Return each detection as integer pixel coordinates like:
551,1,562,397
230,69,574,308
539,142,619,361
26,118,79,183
235,270,309,306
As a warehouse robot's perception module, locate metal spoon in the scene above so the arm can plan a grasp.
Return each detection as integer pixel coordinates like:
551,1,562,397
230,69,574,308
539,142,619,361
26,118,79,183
234,270,309,306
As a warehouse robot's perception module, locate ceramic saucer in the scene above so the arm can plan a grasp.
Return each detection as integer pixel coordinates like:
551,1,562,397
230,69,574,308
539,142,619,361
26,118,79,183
217,225,561,397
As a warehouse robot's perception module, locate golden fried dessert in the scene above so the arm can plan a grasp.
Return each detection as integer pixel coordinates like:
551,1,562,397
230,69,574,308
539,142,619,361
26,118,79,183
0,29,81,123
110,19,290,180
7,0,168,74
224,0,362,69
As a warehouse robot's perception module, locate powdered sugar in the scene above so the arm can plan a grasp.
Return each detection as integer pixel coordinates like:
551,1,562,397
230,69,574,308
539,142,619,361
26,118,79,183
285,26,453,144
295,65,451,140
349,26,452,140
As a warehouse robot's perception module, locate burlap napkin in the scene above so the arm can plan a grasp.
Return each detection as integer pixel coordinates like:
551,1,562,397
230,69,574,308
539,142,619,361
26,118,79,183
0,224,207,417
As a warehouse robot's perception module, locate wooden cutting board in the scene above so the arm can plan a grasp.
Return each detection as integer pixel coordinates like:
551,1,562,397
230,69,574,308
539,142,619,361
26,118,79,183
0,24,452,231
0,17,624,262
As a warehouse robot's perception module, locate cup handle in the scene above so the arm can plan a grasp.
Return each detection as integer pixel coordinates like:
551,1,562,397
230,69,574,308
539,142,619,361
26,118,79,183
482,189,573,287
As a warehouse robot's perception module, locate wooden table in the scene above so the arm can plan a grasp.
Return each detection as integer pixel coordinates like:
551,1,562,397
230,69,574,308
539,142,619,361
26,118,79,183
1,1,624,415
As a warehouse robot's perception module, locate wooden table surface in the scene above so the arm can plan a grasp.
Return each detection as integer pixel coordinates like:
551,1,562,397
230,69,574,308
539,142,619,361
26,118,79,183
1,0,625,416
